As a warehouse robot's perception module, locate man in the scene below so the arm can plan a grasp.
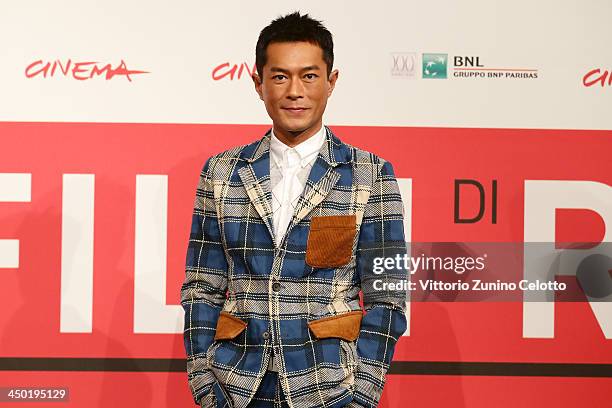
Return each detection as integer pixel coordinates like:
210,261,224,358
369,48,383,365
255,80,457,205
182,12,408,408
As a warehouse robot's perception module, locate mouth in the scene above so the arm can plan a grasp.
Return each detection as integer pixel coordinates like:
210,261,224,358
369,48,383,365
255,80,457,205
282,107,309,114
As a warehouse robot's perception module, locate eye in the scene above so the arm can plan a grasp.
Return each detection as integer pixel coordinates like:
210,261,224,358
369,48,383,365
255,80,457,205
272,74,287,81
304,73,318,80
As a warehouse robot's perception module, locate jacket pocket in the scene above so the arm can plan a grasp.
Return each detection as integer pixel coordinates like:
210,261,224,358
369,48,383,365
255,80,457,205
213,311,247,341
307,310,363,341
305,214,356,268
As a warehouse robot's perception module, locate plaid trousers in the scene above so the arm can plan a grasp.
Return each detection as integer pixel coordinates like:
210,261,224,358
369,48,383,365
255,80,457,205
246,369,353,408
245,369,289,408
200,366,352,408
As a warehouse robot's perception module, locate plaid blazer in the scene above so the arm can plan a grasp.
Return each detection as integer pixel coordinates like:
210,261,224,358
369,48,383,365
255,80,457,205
182,126,408,408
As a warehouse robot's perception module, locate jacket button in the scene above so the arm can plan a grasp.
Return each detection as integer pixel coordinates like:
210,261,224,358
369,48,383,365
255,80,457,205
262,331,270,340
272,282,281,292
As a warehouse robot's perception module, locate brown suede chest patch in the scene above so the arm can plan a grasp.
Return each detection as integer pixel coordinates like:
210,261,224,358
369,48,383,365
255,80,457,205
305,214,356,268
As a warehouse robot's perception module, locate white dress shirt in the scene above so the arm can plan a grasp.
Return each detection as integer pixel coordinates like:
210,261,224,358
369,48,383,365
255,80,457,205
269,124,326,247
268,124,326,371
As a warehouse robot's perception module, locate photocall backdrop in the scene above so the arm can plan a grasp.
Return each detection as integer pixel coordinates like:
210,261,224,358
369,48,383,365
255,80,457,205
0,1,610,407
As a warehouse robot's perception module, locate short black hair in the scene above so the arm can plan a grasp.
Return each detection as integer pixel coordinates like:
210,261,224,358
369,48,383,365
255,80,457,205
255,11,334,79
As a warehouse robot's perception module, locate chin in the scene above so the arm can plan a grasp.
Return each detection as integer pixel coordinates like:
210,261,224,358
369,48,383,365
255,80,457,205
279,121,311,133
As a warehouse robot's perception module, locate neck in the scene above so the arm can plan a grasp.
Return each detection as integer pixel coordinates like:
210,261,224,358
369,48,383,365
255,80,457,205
273,121,323,148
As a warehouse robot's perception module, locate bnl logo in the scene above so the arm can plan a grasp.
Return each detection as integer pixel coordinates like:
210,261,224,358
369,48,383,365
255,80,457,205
422,53,448,78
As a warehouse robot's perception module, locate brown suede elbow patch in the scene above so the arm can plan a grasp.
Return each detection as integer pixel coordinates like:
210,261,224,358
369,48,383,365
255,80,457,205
307,310,363,341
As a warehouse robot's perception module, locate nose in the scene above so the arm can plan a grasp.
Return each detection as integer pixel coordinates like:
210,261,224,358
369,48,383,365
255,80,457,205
286,77,305,100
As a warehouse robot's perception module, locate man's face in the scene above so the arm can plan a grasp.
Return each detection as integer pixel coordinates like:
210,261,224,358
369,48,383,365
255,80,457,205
253,41,338,144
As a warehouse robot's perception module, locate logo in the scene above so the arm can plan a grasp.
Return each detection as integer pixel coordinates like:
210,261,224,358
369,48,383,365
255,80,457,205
25,59,149,81
391,53,417,77
212,62,257,81
583,68,612,87
454,56,484,68
452,55,538,79
422,53,448,79
416,53,539,80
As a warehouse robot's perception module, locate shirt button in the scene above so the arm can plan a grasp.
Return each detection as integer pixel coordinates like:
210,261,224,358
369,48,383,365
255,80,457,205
262,331,270,340
272,282,281,292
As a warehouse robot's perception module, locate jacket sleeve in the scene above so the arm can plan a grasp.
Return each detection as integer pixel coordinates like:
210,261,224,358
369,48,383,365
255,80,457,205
350,159,408,408
181,157,228,406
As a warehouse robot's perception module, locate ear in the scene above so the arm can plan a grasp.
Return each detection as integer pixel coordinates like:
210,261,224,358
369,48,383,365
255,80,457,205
252,72,264,101
327,69,339,97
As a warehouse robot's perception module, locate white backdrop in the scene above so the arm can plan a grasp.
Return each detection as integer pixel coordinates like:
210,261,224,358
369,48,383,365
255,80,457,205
0,0,610,130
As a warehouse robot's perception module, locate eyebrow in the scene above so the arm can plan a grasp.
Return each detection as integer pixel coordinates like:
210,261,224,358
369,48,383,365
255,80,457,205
269,65,322,74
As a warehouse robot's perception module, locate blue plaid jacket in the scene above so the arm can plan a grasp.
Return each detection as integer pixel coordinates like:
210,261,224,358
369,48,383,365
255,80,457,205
182,126,408,408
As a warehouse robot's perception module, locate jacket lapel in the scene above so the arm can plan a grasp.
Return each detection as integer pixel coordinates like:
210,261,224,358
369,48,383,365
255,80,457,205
237,132,277,246
282,126,352,242
238,126,353,248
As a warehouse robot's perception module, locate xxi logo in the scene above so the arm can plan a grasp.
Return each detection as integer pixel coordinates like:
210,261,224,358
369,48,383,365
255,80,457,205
391,52,416,77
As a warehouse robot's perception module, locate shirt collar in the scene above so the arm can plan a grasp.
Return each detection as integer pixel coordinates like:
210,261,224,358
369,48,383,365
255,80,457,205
270,124,326,168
